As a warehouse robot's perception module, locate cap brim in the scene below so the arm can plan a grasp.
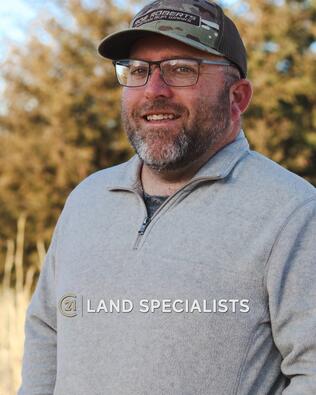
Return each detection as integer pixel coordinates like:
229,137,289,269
98,28,222,60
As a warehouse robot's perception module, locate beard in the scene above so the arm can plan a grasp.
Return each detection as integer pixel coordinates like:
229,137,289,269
121,85,231,172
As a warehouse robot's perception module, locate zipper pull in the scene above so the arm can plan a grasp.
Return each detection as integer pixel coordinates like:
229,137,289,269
138,216,151,235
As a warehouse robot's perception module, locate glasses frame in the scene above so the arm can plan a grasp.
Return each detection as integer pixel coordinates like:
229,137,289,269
112,57,234,88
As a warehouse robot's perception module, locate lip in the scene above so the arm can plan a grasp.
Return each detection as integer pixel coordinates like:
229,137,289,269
141,111,181,122
142,111,177,116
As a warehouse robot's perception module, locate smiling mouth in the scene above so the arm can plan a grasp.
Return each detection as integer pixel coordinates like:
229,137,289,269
143,113,180,122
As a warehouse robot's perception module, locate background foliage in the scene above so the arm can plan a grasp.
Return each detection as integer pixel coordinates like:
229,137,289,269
0,0,133,272
0,0,315,273
0,0,315,393
239,0,316,182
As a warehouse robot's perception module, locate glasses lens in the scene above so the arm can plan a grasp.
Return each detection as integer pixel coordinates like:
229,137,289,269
161,59,199,87
115,60,149,87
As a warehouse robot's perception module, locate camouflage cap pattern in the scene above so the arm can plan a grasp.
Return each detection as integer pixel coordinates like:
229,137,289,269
98,0,247,78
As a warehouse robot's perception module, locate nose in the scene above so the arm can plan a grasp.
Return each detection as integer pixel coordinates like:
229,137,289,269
144,66,173,100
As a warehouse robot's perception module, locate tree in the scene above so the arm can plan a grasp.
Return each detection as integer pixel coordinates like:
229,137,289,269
226,0,316,184
0,0,315,273
0,0,133,269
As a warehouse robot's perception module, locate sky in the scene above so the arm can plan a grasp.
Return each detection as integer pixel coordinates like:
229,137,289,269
1,0,315,59
0,0,238,56
0,0,39,41
0,0,38,59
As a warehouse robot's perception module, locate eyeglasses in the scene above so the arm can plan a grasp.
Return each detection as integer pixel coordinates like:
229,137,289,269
113,58,233,87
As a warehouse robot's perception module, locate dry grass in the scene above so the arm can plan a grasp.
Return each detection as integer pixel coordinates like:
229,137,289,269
0,215,45,395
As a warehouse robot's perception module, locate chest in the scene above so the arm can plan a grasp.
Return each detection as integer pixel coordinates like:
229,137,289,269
56,187,273,313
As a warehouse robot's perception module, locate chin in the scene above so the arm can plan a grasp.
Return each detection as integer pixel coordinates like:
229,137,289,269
140,152,193,172
137,140,189,170
140,154,180,171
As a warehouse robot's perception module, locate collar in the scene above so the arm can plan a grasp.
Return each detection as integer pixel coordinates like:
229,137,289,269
108,130,249,191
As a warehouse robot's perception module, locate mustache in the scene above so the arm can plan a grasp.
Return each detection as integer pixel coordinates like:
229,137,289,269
133,99,186,117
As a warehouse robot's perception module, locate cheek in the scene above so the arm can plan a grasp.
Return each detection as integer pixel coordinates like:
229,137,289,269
121,88,130,109
122,87,134,104
121,88,144,114
200,87,219,103
181,81,217,111
196,75,224,98
182,91,208,118
174,89,200,114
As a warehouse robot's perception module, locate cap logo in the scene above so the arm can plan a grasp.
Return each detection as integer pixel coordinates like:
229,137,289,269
133,9,200,28
201,18,219,31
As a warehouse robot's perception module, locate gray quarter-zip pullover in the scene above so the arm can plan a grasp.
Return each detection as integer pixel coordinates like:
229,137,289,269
19,131,316,395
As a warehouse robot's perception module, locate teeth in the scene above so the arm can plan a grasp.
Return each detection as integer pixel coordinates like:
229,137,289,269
146,114,175,121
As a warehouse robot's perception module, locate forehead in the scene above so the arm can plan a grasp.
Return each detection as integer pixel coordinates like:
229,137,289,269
129,33,224,61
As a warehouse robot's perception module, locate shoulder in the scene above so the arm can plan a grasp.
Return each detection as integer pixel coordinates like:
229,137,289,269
73,155,136,191
226,149,316,226
235,150,315,203
60,155,139,213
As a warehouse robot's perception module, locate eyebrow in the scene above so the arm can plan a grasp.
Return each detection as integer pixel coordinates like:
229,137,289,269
128,56,225,62
130,56,194,61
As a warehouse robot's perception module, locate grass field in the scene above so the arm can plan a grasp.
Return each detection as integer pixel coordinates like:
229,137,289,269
0,216,45,395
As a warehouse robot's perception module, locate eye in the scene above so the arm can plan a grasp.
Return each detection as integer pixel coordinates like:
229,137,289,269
129,66,148,76
174,65,195,74
166,61,198,76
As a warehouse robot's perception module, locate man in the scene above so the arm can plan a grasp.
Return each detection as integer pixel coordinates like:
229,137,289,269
19,1,316,394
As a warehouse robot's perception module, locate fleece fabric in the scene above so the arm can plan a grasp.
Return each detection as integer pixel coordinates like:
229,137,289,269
19,131,316,395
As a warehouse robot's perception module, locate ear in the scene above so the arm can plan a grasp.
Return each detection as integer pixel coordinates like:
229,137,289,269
230,79,253,122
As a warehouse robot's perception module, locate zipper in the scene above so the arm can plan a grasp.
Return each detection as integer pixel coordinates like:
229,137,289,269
138,216,151,235
132,176,221,250
109,175,222,251
106,186,151,250
134,216,151,250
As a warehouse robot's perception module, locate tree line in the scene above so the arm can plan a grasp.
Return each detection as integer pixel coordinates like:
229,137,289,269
0,0,315,275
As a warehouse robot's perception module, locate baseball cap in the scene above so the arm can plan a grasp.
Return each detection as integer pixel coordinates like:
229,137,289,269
98,0,247,78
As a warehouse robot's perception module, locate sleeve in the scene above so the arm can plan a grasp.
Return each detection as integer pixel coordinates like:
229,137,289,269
266,198,316,394
18,228,58,395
